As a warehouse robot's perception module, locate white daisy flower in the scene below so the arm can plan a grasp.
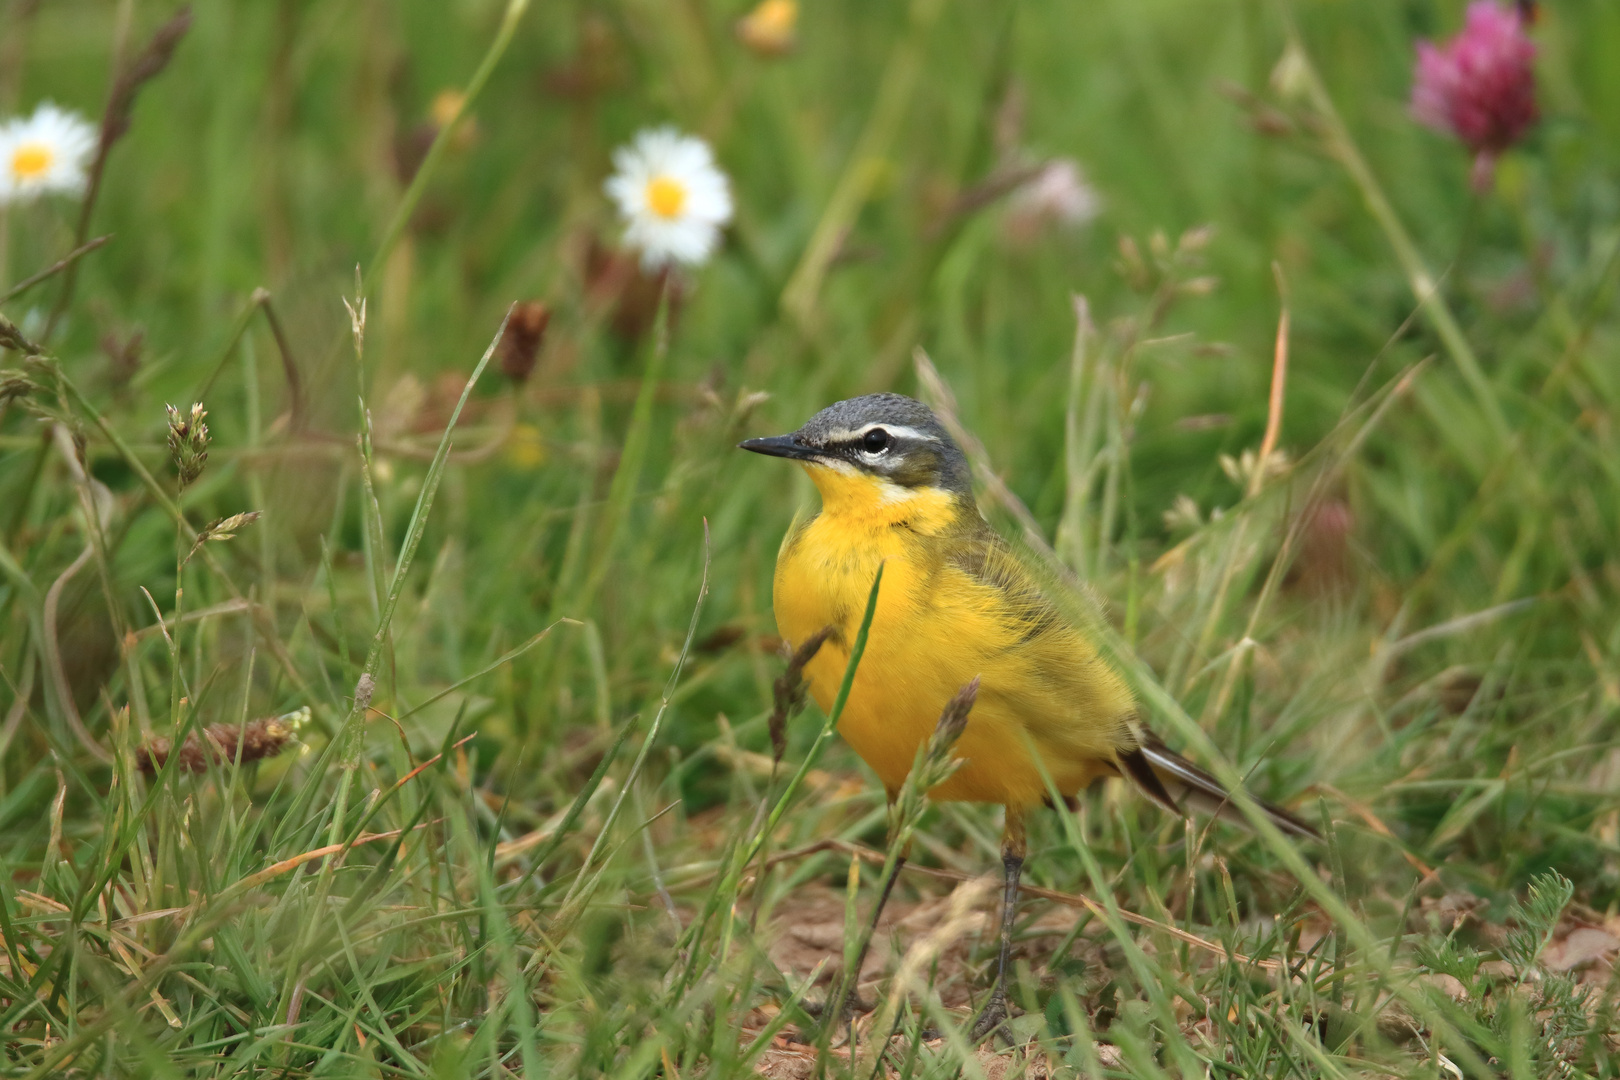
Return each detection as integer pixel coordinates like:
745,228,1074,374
0,103,98,205
604,127,733,271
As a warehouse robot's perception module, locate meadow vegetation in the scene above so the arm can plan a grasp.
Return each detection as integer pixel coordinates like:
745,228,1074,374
2,0,1619,1075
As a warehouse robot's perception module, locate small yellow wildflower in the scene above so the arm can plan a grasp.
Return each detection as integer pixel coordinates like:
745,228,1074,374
429,88,478,148
506,423,547,469
737,0,798,56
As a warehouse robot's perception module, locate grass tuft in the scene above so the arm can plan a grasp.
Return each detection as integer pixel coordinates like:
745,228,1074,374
3,0,1620,1076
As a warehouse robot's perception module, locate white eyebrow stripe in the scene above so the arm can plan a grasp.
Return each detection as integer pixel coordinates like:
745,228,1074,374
853,422,940,443
814,422,942,447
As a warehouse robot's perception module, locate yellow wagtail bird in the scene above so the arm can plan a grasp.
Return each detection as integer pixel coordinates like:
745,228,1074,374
741,393,1317,1039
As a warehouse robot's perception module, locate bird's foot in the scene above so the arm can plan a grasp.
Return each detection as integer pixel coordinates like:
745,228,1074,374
803,989,874,1022
968,988,1015,1046
803,988,874,1047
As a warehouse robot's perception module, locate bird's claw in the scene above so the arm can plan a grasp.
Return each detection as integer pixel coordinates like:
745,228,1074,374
804,988,874,1048
968,988,1015,1046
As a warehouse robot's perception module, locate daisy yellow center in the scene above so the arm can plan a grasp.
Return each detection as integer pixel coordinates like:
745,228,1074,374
645,175,687,219
11,143,54,181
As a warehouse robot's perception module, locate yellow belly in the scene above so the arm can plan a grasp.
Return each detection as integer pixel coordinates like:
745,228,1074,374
772,500,1135,808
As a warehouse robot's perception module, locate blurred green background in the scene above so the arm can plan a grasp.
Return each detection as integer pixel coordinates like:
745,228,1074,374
3,0,1620,1074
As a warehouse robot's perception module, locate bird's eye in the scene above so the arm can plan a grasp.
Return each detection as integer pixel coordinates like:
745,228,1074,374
862,428,891,453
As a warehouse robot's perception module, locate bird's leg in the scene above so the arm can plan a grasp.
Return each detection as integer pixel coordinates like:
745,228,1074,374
970,806,1026,1044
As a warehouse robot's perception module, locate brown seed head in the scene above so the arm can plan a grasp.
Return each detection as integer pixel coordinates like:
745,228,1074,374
0,313,44,356
926,676,979,764
0,369,42,406
138,709,307,774
498,301,551,384
768,626,832,764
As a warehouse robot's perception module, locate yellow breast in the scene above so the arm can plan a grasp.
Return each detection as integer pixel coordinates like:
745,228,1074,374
771,464,1135,808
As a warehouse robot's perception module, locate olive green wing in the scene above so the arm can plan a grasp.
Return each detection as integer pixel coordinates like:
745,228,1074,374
936,525,1067,645
933,527,1138,755
931,527,1318,839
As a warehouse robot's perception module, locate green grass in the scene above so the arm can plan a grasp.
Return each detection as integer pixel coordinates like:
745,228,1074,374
3,0,1620,1075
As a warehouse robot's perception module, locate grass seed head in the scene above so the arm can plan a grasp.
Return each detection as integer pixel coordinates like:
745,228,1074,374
769,625,832,763
138,708,309,774
498,300,551,383
0,312,44,355
925,676,979,768
165,402,209,488
185,510,262,564
0,368,42,406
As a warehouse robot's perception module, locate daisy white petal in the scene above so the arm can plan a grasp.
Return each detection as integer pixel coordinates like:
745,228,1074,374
0,102,98,205
604,126,734,271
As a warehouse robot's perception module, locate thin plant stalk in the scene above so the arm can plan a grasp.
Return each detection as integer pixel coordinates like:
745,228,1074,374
288,305,509,987
1184,290,1291,709
780,0,946,327
365,0,532,281
333,308,510,769
570,281,674,617
1285,34,1509,443
703,567,884,984
554,523,712,927
732,566,883,880
1084,610,1497,1078
1057,296,1104,576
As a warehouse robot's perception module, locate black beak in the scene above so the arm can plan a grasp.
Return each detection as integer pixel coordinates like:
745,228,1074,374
738,433,822,461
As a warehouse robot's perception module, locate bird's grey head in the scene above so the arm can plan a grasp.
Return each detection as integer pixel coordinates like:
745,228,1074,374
738,393,972,494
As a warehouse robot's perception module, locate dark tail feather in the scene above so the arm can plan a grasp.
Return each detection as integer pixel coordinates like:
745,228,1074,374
1118,739,1319,842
